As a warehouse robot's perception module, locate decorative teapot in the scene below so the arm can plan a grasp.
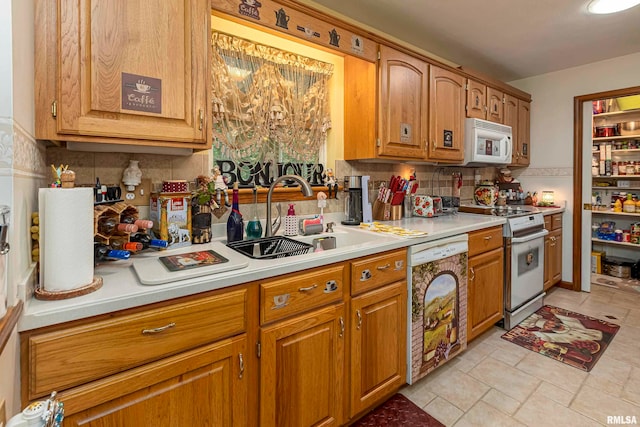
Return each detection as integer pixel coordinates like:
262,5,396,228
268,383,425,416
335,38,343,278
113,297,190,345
474,181,498,207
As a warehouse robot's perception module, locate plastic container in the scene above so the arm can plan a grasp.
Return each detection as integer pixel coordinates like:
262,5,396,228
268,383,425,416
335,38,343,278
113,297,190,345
624,195,636,213
617,95,640,111
283,203,298,236
615,229,623,242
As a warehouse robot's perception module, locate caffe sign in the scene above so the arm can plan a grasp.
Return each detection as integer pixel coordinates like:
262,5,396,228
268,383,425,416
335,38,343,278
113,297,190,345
122,72,162,114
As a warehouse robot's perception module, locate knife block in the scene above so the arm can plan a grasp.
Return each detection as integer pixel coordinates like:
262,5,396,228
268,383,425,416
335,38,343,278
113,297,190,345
372,200,402,221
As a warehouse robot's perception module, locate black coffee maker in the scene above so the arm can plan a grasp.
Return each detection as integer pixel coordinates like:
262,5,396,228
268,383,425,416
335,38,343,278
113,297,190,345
342,176,363,225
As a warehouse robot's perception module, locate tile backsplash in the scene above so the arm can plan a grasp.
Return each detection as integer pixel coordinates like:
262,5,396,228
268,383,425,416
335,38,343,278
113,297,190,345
46,147,498,224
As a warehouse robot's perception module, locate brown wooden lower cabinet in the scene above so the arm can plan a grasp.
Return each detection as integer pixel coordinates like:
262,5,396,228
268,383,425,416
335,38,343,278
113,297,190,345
22,250,410,426
349,281,407,418
60,335,248,426
467,247,504,342
258,249,408,426
544,214,563,291
467,226,505,342
260,303,346,427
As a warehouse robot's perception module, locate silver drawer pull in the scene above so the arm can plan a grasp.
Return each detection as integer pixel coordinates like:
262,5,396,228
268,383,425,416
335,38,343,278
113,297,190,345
377,263,390,270
141,322,176,335
339,317,345,338
238,353,244,379
356,310,362,330
298,284,318,292
484,236,493,240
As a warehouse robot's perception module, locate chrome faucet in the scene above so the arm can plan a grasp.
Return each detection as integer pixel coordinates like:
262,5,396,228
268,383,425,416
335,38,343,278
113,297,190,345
265,175,314,237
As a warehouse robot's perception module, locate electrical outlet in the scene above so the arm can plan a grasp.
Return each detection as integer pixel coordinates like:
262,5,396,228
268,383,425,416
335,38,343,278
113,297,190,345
119,178,151,206
0,399,6,427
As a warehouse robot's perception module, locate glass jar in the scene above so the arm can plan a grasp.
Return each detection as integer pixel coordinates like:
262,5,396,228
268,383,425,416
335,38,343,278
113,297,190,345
619,161,627,175
627,161,636,175
612,161,619,175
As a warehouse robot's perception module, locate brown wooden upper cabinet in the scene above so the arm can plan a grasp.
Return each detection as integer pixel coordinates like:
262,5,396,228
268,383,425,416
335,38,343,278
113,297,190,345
377,45,429,159
345,45,428,160
428,65,466,162
35,0,211,149
466,79,504,123
345,46,466,162
505,94,531,166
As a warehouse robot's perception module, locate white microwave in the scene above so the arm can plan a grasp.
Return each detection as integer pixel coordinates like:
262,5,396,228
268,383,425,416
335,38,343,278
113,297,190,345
463,118,513,166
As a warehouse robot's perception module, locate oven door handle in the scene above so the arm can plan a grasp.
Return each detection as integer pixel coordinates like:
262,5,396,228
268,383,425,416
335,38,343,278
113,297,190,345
511,229,548,243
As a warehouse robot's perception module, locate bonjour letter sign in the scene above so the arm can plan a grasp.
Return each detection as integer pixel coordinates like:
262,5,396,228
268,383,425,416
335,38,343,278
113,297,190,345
122,72,162,114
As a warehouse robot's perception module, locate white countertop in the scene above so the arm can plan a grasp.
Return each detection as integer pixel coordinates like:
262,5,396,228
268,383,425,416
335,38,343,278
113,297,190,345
19,212,517,331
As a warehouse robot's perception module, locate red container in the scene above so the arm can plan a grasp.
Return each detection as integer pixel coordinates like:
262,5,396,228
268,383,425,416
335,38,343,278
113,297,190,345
595,125,619,138
593,100,606,114
162,180,188,193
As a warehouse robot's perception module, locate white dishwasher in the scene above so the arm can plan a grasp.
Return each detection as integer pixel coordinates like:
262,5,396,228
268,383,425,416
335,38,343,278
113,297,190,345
407,234,468,384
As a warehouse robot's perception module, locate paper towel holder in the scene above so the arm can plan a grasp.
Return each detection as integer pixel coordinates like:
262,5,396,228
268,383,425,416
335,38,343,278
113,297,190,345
34,277,103,300
36,186,103,301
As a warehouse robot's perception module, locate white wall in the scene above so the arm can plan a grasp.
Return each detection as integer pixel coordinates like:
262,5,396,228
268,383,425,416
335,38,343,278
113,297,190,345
508,52,640,285
0,0,40,419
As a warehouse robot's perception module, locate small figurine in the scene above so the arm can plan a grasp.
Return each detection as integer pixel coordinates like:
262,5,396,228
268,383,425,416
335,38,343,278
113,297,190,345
212,165,230,207
50,164,68,187
325,168,338,199
60,170,76,188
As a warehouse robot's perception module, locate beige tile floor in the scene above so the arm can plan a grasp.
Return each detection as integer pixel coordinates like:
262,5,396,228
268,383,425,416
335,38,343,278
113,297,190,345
401,285,640,426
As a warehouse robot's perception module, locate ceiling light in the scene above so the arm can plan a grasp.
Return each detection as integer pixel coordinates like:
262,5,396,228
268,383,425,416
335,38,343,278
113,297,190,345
588,0,640,14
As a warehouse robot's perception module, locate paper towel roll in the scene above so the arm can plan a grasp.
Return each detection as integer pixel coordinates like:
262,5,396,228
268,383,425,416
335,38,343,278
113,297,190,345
39,188,94,291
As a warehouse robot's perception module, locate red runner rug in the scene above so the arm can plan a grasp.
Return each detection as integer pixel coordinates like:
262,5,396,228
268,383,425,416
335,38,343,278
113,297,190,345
501,305,620,372
352,393,445,426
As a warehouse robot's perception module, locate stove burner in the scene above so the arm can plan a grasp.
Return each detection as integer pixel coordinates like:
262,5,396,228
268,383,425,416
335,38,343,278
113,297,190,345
492,205,535,217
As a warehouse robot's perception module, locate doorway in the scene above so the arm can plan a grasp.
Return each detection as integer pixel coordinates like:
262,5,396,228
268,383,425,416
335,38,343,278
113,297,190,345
572,85,640,292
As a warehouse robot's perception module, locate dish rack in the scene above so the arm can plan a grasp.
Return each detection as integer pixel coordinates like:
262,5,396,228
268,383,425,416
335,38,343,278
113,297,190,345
226,236,312,259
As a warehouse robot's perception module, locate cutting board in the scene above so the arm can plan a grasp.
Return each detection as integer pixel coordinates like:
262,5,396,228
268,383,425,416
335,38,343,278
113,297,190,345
133,245,249,285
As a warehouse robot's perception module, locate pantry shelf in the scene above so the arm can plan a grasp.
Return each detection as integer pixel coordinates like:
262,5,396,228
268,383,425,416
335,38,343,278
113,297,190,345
592,211,640,217
593,135,640,142
592,238,640,248
593,108,640,118
593,175,640,179
592,187,640,190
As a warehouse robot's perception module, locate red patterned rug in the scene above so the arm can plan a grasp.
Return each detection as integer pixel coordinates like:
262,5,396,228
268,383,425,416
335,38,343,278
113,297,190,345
501,305,620,372
352,393,444,426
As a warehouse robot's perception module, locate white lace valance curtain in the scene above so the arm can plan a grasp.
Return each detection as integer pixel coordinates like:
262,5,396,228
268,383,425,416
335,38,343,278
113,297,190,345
211,32,333,173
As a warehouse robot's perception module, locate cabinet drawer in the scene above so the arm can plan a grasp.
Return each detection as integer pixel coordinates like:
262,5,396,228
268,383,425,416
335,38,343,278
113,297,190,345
26,288,247,399
544,214,562,231
468,226,503,257
350,249,407,295
260,264,346,324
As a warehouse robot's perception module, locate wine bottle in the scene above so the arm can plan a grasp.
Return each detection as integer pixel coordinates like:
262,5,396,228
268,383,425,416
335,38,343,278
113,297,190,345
94,243,130,265
227,182,244,243
116,223,138,233
130,233,169,249
121,215,153,229
109,240,143,252
97,216,116,236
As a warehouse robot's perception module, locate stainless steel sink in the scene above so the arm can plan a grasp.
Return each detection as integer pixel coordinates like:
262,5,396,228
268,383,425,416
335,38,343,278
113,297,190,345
226,236,313,259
